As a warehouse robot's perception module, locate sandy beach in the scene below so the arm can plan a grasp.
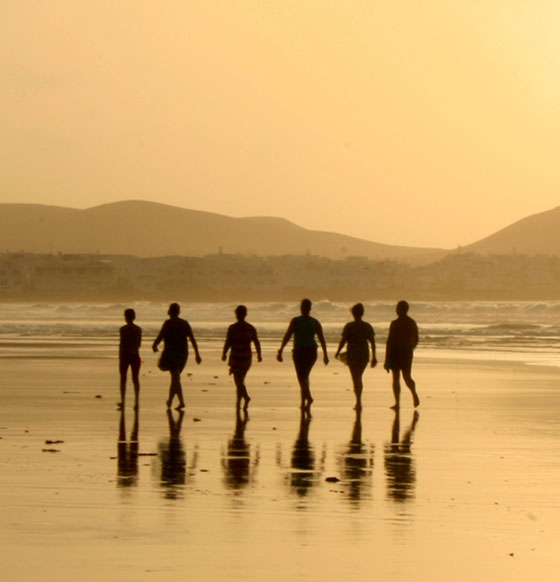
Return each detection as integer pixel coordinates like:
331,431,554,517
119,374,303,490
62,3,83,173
1,338,560,582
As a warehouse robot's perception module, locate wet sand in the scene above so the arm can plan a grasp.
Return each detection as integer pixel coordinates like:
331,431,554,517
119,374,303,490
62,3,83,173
1,345,560,581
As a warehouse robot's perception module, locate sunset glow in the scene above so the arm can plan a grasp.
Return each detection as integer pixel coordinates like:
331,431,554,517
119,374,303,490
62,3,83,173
3,1,560,247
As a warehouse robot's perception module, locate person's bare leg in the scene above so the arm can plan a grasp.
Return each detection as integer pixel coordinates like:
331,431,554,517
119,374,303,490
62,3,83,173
294,351,315,409
302,378,313,409
403,369,419,407
234,372,243,409
172,370,185,410
234,370,250,410
298,379,305,409
166,379,174,408
391,369,401,409
241,374,251,411
296,376,311,409
133,379,140,410
306,385,313,409
350,363,365,410
167,370,178,408
118,367,127,409
131,361,140,410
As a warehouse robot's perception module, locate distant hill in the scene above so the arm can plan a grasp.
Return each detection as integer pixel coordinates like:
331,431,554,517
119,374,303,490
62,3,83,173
0,200,444,263
462,206,560,255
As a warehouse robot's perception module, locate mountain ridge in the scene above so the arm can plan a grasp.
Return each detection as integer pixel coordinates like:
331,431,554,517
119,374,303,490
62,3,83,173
2,200,560,262
462,205,560,255
0,200,445,263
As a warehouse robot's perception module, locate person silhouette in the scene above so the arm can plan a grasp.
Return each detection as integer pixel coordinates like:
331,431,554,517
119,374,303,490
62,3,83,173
221,408,255,491
222,305,262,410
118,308,142,410
339,408,375,505
335,303,377,409
290,409,315,497
384,409,419,503
116,407,139,488
152,303,201,410
384,300,420,409
277,298,329,410
159,409,187,499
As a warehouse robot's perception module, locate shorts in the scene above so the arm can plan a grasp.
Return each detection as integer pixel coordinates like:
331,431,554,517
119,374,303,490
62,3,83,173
292,346,318,381
120,354,141,376
386,347,413,373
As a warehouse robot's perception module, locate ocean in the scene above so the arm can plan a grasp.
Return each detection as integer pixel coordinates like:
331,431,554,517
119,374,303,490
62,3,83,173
1,300,560,366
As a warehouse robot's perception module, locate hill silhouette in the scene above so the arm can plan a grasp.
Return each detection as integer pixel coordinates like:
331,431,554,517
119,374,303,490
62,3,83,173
0,200,444,263
462,206,560,255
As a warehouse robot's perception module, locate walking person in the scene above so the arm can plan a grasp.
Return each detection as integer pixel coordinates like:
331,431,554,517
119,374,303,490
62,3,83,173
384,300,420,409
277,298,329,410
334,303,377,409
118,308,142,410
152,303,201,410
222,305,262,410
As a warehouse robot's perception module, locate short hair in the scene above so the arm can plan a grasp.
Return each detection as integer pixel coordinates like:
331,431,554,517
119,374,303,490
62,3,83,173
300,298,312,314
235,305,247,319
168,302,180,316
124,308,136,322
351,303,364,319
396,300,409,315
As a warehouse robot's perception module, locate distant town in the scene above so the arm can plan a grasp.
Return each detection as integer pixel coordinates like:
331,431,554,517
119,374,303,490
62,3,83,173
2,251,560,301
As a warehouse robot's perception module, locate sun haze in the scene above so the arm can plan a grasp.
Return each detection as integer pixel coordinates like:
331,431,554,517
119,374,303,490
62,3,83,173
2,1,560,248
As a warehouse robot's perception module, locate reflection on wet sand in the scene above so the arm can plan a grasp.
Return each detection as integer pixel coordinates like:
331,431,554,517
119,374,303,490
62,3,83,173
157,409,197,499
338,409,375,506
276,410,326,498
290,410,315,497
384,409,419,503
119,406,420,507
117,407,139,488
221,409,259,492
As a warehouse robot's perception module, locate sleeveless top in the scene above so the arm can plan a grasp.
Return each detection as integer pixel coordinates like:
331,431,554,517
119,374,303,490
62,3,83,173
226,321,258,370
292,316,319,349
341,320,374,362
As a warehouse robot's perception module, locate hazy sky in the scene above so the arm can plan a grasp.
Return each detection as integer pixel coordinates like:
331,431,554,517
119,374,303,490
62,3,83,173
3,1,560,248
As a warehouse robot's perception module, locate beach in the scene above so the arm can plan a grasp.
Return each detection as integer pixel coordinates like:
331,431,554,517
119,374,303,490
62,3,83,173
1,335,560,581
6,1,560,578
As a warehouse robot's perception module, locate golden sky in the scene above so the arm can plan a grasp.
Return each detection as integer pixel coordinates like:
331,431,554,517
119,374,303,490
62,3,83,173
3,1,560,248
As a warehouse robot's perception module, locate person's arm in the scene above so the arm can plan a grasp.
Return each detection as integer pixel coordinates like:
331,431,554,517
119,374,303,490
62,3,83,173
222,326,232,362
277,319,295,362
369,326,377,368
316,321,329,365
137,326,142,351
412,320,419,350
152,323,164,352
188,327,202,364
252,327,263,362
334,326,347,359
383,322,393,371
